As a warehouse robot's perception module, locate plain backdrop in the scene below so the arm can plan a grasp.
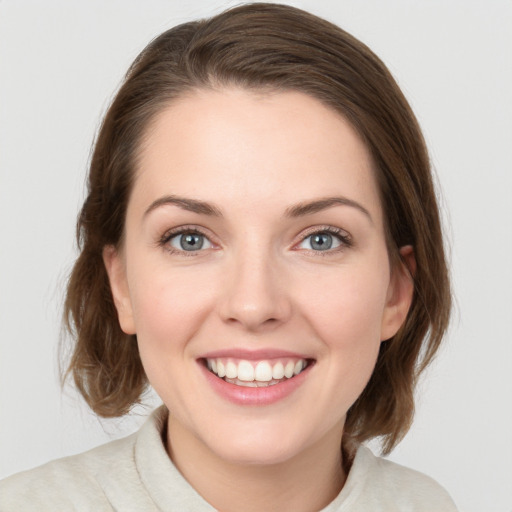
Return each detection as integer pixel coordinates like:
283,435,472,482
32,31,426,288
1,1,511,511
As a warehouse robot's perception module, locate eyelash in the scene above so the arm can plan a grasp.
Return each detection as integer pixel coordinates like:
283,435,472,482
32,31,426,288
295,226,353,255
159,226,213,256
159,225,353,255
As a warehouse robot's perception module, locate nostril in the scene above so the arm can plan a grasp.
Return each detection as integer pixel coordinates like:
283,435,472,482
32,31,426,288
224,313,282,331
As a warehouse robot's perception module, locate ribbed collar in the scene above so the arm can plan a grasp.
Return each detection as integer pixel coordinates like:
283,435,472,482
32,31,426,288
135,406,215,511
134,405,369,511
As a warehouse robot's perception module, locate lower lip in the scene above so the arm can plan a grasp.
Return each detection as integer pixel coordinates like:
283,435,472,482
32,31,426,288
199,361,312,406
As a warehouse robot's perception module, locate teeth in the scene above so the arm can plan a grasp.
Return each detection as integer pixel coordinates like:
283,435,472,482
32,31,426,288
255,361,272,382
238,361,255,381
225,361,237,379
272,362,284,379
284,361,295,378
206,357,309,384
225,377,284,388
225,378,259,387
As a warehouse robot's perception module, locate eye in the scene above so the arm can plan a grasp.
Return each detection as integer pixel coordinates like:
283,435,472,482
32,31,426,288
166,230,213,252
296,229,351,252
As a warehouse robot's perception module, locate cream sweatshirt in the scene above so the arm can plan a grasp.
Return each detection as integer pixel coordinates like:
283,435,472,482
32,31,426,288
0,406,457,511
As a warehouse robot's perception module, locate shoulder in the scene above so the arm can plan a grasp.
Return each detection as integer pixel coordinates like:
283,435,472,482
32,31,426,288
0,433,140,511
334,445,458,511
0,406,174,512
0,406,214,512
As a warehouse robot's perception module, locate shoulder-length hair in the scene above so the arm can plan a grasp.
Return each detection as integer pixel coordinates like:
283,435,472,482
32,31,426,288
64,2,451,454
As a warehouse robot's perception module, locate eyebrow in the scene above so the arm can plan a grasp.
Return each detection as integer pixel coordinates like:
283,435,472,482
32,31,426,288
285,196,373,223
143,194,372,223
144,195,223,218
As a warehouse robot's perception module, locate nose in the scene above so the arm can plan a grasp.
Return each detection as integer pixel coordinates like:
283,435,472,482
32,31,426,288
218,247,292,332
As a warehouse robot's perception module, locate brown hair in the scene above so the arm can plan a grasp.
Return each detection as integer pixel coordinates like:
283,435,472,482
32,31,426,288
64,2,451,454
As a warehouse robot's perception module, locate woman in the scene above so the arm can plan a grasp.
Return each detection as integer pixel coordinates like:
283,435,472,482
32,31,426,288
0,3,457,510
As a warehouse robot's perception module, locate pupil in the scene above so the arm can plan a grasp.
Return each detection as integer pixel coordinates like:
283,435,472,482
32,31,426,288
311,233,332,250
181,233,203,251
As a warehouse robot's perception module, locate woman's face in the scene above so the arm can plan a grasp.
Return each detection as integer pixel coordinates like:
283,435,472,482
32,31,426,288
105,88,413,466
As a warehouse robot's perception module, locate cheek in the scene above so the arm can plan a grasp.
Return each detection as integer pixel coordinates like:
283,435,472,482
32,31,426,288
299,263,390,347
127,265,216,411
299,266,389,413
127,262,215,352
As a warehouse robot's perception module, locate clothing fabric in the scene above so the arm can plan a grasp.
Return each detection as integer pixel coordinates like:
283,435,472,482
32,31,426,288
0,406,457,511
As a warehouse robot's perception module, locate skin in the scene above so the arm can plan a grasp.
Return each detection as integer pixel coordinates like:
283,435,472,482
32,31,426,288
104,88,414,512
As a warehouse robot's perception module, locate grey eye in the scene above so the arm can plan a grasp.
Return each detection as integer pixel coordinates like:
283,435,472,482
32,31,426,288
169,232,212,252
298,232,343,251
310,233,333,250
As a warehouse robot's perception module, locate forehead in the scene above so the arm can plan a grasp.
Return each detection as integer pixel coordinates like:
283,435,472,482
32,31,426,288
133,88,382,222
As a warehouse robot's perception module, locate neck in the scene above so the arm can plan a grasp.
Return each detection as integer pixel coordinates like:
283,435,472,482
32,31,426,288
166,417,346,512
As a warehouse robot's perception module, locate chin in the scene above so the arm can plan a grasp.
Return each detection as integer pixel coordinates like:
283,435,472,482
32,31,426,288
216,442,302,467
200,421,316,467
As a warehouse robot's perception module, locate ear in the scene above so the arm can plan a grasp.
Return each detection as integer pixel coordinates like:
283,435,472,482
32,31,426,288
380,245,415,341
103,245,136,335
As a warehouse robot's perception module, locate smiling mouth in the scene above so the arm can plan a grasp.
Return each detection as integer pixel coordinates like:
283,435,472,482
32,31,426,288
203,357,314,387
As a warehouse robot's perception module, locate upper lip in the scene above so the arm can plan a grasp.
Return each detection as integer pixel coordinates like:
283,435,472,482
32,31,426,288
199,348,313,361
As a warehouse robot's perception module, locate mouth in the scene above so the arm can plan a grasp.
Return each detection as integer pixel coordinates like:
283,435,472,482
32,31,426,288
202,357,314,388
